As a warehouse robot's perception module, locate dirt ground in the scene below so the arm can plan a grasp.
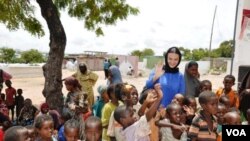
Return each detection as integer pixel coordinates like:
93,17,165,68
2,67,227,106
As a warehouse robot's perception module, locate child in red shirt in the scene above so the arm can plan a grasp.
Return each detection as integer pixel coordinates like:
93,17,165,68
5,80,16,121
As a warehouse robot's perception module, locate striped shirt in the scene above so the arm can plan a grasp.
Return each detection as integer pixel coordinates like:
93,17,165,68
188,110,218,141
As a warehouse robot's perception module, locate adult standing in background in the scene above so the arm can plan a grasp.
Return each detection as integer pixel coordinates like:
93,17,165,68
184,61,200,97
107,65,123,86
114,57,120,68
72,63,98,107
103,59,110,79
146,47,185,107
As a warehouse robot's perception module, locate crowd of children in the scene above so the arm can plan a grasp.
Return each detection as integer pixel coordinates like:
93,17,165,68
1,48,250,141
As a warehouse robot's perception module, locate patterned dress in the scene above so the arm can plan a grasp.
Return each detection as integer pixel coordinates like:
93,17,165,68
73,70,98,107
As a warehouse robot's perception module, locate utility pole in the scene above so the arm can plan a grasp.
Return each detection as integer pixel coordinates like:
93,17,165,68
209,5,217,70
230,0,240,75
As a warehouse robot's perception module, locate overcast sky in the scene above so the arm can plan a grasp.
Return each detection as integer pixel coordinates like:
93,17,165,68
0,0,237,56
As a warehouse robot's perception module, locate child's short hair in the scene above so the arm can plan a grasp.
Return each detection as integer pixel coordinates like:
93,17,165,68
85,116,102,129
114,105,128,124
4,126,27,141
224,75,235,82
139,86,150,104
17,89,23,94
64,119,80,131
4,80,11,85
61,107,74,121
198,91,216,104
107,84,115,99
166,103,181,115
219,95,230,105
34,115,53,129
200,80,212,87
183,95,195,106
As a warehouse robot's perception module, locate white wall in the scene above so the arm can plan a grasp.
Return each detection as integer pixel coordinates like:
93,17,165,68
232,0,250,84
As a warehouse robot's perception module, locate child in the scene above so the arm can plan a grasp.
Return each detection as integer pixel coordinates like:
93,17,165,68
199,80,212,92
58,108,74,141
101,84,121,141
64,119,80,141
188,91,218,141
114,83,163,141
26,125,36,141
215,103,227,141
4,126,30,141
64,77,83,111
159,103,188,141
37,103,60,130
18,98,39,126
5,80,16,121
219,96,231,110
223,111,241,125
15,89,24,119
34,114,57,141
239,89,250,122
137,88,160,141
0,95,9,121
92,85,109,118
85,116,102,141
172,94,185,106
182,96,197,125
107,84,138,141
216,75,239,108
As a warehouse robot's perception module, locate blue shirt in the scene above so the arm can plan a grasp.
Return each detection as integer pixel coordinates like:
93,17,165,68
58,126,66,141
146,71,185,107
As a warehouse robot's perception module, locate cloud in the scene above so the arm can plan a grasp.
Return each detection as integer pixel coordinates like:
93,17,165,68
0,0,237,56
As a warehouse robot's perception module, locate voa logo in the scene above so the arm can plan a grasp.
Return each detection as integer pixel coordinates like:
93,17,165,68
226,129,246,136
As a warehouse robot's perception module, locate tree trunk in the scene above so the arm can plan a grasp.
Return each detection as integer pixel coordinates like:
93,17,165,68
37,0,66,113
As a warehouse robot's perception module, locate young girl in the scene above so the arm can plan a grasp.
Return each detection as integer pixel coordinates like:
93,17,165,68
184,61,200,97
64,77,83,111
92,85,109,118
101,84,121,141
34,114,57,141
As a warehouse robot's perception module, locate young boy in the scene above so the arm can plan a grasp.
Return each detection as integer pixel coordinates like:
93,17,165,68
5,80,16,121
64,119,80,141
188,91,218,141
223,111,241,125
200,80,212,93
216,75,239,108
85,116,102,141
114,83,163,141
159,103,188,141
15,89,24,119
215,103,227,141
